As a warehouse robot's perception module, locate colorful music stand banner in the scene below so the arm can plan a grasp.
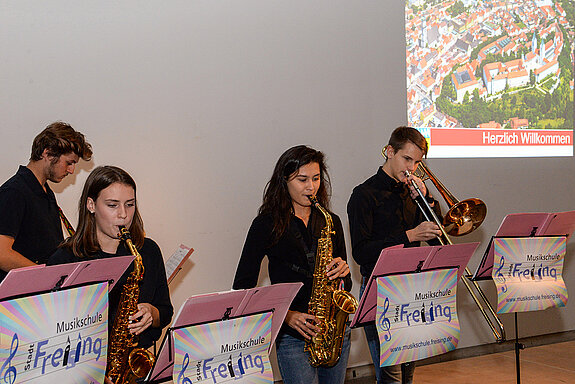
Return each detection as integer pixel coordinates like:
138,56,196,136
0,282,108,384
173,311,273,384
376,268,459,367
493,236,567,314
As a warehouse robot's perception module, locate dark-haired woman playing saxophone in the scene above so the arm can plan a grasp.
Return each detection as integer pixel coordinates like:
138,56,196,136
233,145,352,384
48,165,173,383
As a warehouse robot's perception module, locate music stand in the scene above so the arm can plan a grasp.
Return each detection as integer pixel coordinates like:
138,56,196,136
0,255,135,300
0,257,135,382
473,210,575,281
351,242,479,328
146,282,303,383
472,210,575,384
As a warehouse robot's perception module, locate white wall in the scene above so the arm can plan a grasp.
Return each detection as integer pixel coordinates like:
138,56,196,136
1,0,574,378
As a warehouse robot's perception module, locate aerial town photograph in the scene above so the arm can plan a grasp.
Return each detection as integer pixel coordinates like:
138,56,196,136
405,0,574,136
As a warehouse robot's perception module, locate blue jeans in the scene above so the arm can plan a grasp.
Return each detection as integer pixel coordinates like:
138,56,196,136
275,325,351,384
360,280,415,384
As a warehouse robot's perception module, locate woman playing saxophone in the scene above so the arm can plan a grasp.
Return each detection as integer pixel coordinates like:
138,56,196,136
233,145,352,384
48,165,173,383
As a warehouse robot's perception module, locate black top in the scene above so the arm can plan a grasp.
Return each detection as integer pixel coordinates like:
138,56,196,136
347,167,441,278
233,208,351,341
48,238,174,348
0,166,63,281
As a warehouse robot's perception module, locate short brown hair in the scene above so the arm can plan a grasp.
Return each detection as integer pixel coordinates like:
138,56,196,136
30,121,92,161
388,126,428,156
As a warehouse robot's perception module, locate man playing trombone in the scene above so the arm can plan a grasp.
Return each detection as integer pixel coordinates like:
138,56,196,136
347,126,442,384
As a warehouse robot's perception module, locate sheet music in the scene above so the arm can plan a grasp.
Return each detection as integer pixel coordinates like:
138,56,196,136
0,257,133,300
495,213,549,237
165,244,193,283
539,211,575,239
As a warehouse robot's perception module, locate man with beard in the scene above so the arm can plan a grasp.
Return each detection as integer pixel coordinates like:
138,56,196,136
0,122,92,281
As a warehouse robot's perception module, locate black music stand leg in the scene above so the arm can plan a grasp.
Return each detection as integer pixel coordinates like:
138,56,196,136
515,312,525,384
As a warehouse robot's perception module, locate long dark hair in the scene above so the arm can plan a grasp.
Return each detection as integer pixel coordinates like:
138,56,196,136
259,145,331,243
61,165,145,257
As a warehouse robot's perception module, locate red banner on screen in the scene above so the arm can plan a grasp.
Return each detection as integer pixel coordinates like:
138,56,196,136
430,128,573,146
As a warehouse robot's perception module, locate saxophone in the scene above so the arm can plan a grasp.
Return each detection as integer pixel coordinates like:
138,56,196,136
105,226,155,384
305,196,358,367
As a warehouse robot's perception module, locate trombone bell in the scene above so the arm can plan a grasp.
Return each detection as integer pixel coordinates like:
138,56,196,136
412,162,487,237
444,198,487,236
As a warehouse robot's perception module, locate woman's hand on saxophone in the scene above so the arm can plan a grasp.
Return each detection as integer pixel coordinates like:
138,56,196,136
285,310,321,340
326,257,350,280
128,303,160,335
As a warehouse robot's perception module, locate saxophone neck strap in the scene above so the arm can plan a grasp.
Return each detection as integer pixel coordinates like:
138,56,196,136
58,206,76,236
283,262,313,279
284,211,321,279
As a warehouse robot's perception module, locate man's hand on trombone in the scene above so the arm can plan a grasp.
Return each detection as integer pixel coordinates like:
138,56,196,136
406,221,442,242
402,169,443,242
404,171,428,200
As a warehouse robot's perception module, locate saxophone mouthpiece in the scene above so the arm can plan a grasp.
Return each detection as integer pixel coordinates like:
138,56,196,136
117,225,131,241
308,195,318,205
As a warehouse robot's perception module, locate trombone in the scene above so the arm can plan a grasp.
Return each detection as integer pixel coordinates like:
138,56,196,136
405,162,506,343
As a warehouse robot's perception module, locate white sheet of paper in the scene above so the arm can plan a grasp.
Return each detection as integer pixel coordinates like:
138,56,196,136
165,244,193,283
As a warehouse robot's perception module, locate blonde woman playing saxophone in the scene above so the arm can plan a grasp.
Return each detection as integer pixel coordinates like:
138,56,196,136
233,145,352,384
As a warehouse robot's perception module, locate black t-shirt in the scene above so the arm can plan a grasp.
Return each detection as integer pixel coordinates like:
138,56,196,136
233,208,351,340
49,238,174,348
0,166,63,281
